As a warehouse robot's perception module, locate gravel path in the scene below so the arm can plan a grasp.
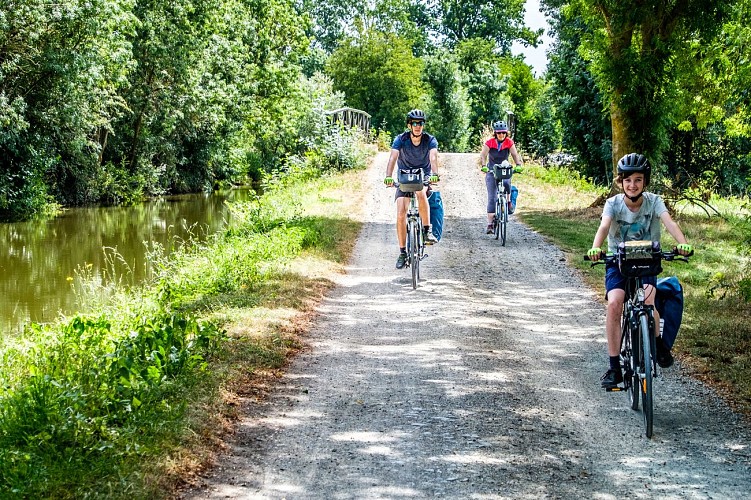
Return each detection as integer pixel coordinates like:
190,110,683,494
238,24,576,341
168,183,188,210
184,152,751,499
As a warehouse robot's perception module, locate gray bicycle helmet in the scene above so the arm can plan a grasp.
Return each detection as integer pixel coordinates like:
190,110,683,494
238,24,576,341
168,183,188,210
617,153,651,184
406,109,426,123
492,121,509,133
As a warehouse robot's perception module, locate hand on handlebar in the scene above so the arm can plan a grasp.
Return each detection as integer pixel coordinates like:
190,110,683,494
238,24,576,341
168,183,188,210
429,174,440,183
481,166,489,173
514,165,524,174
586,247,603,261
384,176,394,187
676,243,693,256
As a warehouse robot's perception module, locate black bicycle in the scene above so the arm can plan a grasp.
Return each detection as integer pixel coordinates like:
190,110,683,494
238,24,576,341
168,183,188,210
490,161,514,245
586,241,691,438
394,171,430,289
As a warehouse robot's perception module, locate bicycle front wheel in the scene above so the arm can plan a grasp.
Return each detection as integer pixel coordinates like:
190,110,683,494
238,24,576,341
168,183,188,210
623,314,639,411
500,199,508,246
639,312,654,438
409,221,419,289
494,198,501,240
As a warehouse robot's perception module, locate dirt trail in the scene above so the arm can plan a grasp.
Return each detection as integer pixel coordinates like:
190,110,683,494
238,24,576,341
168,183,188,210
184,152,751,499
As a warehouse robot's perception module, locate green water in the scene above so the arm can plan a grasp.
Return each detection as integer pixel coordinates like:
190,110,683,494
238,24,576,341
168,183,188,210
0,189,253,335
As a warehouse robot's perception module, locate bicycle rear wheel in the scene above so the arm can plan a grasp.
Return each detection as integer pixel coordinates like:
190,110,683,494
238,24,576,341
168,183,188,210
409,220,419,289
639,313,654,438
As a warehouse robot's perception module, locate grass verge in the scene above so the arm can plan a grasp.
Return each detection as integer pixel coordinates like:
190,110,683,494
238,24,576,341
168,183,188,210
0,162,370,498
513,165,751,416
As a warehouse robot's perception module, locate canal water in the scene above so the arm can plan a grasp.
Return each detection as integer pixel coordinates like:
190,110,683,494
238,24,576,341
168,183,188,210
0,189,254,335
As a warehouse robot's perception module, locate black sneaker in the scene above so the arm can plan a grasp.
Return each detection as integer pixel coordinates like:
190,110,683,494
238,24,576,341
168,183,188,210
508,202,515,214
395,252,407,269
601,368,623,389
424,230,438,245
486,224,494,234
655,337,674,368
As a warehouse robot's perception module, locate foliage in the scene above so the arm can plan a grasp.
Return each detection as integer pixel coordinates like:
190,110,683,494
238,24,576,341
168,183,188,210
326,29,425,137
453,38,513,141
0,313,223,497
422,50,471,152
523,82,562,160
424,0,539,51
545,3,612,182
543,0,735,179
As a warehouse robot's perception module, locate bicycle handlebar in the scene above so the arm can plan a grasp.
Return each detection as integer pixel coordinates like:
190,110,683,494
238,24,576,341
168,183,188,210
583,248,694,265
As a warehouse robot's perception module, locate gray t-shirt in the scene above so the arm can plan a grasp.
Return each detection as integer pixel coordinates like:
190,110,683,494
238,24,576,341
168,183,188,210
602,192,668,253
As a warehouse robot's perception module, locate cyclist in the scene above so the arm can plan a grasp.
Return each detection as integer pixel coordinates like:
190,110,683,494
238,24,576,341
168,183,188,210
479,121,523,234
587,153,692,389
384,109,441,269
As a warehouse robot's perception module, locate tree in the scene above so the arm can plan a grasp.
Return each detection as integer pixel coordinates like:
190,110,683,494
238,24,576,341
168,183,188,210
426,0,540,51
543,0,734,190
454,38,513,141
326,30,425,136
422,49,471,151
546,6,612,181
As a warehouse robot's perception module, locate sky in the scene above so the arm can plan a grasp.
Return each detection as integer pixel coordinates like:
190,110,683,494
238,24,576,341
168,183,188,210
511,0,554,77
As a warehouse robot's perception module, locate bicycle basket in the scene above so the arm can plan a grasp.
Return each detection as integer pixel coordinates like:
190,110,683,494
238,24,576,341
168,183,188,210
617,240,662,278
492,163,513,181
397,170,424,192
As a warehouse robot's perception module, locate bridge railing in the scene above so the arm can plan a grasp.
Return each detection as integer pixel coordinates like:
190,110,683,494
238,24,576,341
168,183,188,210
324,107,371,138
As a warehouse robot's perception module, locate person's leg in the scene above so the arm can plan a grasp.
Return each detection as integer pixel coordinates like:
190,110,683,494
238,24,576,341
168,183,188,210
602,266,626,388
605,288,626,356
415,190,430,227
396,195,409,248
485,173,496,225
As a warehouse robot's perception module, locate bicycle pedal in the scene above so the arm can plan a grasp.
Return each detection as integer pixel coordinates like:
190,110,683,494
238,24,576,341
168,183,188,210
605,386,624,392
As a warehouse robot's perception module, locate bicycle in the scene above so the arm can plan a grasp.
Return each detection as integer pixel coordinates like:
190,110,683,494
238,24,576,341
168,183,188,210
490,161,514,245
585,241,692,438
394,171,431,289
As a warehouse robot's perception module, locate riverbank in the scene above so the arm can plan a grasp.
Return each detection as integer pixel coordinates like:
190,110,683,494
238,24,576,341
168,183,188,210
0,162,371,498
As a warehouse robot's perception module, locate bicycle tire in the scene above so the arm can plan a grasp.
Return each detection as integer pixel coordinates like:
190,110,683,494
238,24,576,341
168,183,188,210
623,313,639,411
500,198,508,246
494,198,501,240
409,220,419,289
639,312,654,438
416,224,423,281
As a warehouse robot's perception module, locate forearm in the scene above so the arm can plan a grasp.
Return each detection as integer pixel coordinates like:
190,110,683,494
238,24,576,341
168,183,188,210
592,224,610,250
664,219,688,245
385,151,398,177
429,150,439,175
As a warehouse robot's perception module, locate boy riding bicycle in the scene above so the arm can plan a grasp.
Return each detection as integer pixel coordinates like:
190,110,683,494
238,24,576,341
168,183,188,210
384,109,440,269
587,153,692,389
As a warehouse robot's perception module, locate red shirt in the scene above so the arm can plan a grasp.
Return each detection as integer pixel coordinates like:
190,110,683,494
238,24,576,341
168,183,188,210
485,137,514,165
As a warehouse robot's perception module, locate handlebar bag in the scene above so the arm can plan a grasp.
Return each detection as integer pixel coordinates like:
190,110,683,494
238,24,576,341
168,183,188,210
397,170,424,192
492,163,513,181
617,240,662,277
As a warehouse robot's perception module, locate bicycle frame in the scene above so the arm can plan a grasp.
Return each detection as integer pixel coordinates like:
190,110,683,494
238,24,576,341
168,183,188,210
405,193,425,289
493,180,508,245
